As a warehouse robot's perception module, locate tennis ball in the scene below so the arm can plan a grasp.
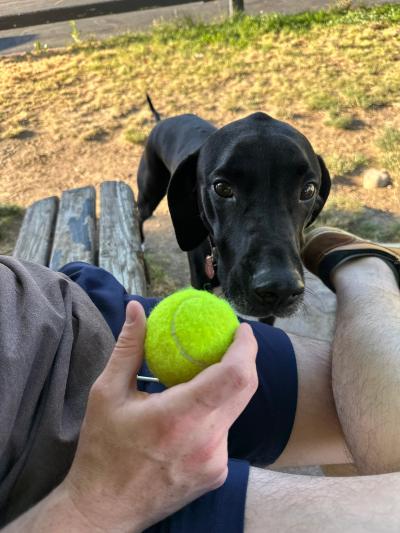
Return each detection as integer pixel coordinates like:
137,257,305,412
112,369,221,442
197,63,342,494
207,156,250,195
144,288,240,387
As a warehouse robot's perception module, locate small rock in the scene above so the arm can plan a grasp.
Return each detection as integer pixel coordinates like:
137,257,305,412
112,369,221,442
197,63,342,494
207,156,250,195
363,168,393,189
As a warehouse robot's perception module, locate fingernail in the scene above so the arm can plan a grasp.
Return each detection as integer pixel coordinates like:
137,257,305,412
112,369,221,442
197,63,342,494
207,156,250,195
126,303,137,325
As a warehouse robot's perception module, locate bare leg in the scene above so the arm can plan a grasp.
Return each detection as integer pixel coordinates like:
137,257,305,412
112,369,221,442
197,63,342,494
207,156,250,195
332,257,400,473
245,466,400,532
245,257,400,530
273,334,351,467
272,257,400,470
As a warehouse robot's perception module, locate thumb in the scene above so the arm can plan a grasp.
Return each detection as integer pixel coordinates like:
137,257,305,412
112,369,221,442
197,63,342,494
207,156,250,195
101,301,147,393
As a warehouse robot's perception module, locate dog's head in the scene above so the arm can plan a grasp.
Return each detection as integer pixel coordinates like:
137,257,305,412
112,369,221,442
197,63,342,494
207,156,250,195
168,112,331,318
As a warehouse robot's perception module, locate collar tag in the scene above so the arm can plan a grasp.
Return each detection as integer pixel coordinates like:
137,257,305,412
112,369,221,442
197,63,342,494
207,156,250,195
205,255,215,279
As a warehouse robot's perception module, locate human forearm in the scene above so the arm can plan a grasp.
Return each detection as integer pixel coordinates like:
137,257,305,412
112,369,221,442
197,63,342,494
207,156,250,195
245,466,400,532
2,482,140,533
332,258,400,473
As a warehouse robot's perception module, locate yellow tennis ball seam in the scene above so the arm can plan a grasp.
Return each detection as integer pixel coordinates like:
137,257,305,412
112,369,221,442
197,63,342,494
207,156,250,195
170,296,208,369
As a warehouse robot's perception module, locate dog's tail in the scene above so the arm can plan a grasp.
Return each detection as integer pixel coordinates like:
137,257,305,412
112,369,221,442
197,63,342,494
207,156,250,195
146,93,161,123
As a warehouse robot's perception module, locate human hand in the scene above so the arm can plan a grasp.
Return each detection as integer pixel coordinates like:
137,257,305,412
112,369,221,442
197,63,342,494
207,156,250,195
62,301,258,533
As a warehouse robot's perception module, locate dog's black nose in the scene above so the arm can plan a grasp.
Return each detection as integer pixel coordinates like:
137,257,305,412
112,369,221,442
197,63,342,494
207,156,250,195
252,274,304,307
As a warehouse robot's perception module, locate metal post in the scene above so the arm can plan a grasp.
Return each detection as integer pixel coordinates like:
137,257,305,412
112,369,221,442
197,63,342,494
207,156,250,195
229,0,244,16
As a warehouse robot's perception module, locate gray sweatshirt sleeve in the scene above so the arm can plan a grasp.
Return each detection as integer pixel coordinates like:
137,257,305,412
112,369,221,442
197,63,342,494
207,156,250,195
0,256,115,526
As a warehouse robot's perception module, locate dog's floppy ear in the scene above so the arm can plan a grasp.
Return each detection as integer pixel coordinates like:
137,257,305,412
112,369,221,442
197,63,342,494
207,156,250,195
306,155,331,226
167,151,209,251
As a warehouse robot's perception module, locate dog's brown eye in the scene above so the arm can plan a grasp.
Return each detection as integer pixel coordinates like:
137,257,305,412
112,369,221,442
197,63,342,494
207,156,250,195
214,181,234,198
300,183,316,201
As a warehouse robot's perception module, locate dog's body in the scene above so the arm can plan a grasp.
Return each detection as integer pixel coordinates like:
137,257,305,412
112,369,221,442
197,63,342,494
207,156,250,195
137,110,331,319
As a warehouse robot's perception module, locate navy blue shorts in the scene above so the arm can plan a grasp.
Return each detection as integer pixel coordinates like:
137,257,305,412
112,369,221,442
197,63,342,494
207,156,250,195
61,262,298,533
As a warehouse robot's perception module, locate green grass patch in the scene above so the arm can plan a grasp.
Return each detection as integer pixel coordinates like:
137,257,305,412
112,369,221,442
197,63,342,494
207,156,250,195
33,40,48,53
324,111,359,130
92,3,400,52
124,127,148,145
325,153,369,177
307,94,341,112
0,205,24,255
0,205,23,218
377,127,400,179
377,127,400,152
69,20,82,45
315,199,400,242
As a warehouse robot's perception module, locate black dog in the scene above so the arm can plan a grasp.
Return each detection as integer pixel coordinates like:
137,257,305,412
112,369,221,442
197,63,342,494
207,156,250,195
137,109,331,319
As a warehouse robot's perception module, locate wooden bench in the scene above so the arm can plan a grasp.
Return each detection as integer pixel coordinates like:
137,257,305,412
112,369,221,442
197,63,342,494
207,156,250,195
13,181,147,296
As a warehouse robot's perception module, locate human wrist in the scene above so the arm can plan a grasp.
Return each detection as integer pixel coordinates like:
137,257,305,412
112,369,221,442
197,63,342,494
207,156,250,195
332,256,399,295
60,477,146,533
2,482,131,533
48,482,109,533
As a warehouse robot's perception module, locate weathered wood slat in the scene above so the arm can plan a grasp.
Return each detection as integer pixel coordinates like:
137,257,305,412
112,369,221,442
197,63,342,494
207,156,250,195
12,196,58,266
99,181,147,296
49,186,96,271
0,0,215,30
